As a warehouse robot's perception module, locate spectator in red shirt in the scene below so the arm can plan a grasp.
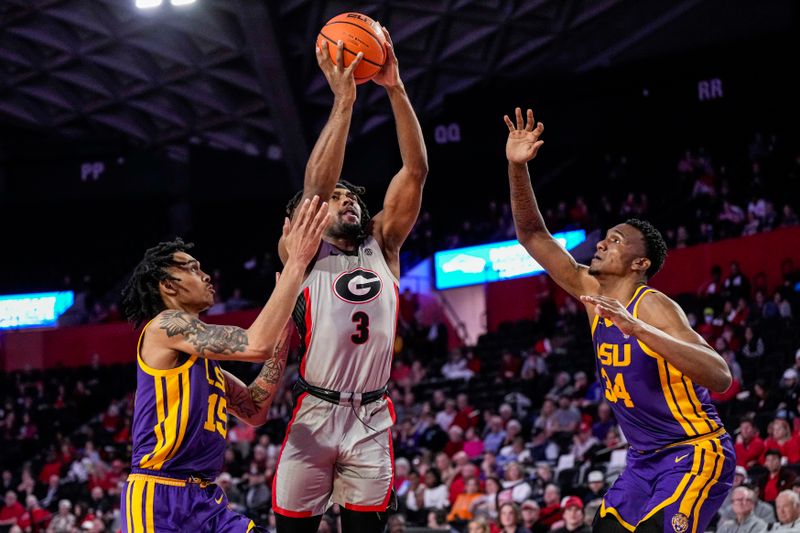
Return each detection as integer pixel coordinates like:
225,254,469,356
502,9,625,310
100,405,120,434
696,307,721,343
444,425,465,457
538,483,563,528
711,374,741,406
719,324,742,353
37,453,61,486
453,393,479,430
465,350,481,375
449,461,480,505
0,491,25,529
499,350,522,380
735,418,766,468
16,495,51,532
760,450,796,503
113,419,131,444
57,443,75,468
104,460,126,499
390,357,411,389
763,418,800,465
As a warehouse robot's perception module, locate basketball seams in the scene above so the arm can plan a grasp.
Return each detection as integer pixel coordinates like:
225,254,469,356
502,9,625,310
324,20,386,61
318,32,384,68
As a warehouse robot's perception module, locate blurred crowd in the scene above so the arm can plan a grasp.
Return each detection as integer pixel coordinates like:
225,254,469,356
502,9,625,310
2,129,799,531
37,129,799,328
1,248,799,532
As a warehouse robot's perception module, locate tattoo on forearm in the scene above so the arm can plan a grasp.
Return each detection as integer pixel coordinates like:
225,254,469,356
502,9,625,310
248,339,287,405
226,384,258,418
226,339,288,421
159,310,248,356
249,358,283,404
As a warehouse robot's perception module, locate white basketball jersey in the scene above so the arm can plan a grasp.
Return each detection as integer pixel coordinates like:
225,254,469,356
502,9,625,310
292,236,399,392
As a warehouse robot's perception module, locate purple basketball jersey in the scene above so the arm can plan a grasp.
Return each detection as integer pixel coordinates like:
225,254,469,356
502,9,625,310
592,286,724,451
131,321,228,478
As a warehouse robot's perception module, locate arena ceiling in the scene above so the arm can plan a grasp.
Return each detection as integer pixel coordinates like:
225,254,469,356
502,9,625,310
0,0,791,186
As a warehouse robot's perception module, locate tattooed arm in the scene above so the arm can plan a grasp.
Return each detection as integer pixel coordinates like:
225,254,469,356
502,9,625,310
151,258,305,363
222,322,293,426
147,196,328,366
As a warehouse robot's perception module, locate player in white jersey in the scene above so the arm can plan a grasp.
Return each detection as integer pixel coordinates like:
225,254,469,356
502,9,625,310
271,32,428,533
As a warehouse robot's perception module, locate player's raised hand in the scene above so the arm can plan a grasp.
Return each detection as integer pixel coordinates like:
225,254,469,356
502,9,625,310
282,195,330,267
316,40,363,103
504,107,544,165
580,295,639,336
372,25,401,89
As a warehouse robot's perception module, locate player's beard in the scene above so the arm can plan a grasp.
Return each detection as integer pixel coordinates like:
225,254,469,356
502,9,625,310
328,219,362,241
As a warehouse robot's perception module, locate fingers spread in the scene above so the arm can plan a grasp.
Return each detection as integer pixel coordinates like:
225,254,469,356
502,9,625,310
525,109,534,131
345,52,364,74
335,40,345,69
316,43,331,67
295,197,314,231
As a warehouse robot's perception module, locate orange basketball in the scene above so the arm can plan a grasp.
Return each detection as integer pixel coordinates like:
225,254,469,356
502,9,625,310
317,12,387,85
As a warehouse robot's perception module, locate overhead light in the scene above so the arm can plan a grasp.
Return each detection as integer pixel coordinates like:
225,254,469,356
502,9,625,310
170,0,197,5
135,0,162,8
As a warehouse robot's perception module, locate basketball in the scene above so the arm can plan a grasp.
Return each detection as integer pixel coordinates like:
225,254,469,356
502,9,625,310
317,12,387,84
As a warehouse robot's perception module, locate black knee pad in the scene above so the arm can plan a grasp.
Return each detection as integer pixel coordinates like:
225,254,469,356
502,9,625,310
275,513,323,533
340,507,388,533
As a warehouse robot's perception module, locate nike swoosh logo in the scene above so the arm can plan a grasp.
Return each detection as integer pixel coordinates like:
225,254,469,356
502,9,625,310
215,494,224,504
675,453,691,463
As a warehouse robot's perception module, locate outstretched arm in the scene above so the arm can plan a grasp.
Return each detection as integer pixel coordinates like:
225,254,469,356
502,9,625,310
155,197,329,363
580,292,732,392
505,107,598,299
302,42,363,201
222,321,294,426
278,42,362,263
370,27,428,275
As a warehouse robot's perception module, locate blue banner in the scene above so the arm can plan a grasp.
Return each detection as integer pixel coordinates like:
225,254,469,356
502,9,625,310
434,230,586,290
0,291,75,330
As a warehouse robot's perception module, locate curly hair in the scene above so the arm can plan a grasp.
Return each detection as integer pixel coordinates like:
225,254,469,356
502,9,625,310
121,238,193,328
625,218,667,279
285,180,371,242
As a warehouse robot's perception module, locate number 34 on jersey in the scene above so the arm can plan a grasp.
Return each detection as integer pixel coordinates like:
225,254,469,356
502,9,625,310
597,343,635,408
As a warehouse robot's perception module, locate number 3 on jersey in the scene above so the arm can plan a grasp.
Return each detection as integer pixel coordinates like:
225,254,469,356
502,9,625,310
351,311,370,344
601,368,634,408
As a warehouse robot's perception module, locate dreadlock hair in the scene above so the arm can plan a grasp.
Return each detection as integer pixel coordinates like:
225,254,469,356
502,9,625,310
121,238,194,328
625,218,667,279
285,180,371,242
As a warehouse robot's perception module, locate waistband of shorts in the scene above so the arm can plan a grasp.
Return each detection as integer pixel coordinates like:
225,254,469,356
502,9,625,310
295,377,387,408
633,426,727,455
129,468,215,488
